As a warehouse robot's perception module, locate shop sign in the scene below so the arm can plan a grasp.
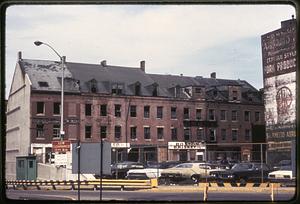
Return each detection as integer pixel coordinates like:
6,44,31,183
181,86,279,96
168,142,205,150
111,143,130,149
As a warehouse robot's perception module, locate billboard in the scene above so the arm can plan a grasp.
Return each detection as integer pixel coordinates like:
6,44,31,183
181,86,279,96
72,142,111,174
261,18,296,152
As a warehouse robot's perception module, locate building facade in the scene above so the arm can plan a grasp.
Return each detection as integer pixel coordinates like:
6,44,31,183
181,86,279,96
261,17,297,168
6,53,265,179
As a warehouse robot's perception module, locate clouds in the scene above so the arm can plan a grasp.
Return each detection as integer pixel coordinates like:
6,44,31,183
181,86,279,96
5,4,295,97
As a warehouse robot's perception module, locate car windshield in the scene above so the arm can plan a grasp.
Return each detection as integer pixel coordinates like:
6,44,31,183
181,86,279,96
175,163,193,168
232,163,253,170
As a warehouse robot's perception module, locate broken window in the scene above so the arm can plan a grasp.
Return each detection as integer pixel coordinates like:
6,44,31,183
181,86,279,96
36,123,44,138
53,124,60,138
115,104,121,117
85,125,92,139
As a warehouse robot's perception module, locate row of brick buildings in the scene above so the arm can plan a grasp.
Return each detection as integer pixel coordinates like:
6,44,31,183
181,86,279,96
6,51,265,179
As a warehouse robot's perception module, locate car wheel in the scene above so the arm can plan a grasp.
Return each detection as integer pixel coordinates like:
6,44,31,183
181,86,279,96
191,175,200,183
239,178,247,185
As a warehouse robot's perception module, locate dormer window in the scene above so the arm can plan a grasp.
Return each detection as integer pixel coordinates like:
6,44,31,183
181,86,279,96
112,83,123,95
90,79,97,93
233,91,238,100
38,81,49,87
135,82,141,96
195,88,202,94
152,83,158,96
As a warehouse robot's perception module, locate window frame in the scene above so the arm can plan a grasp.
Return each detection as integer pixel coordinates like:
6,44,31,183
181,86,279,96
36,102,45,115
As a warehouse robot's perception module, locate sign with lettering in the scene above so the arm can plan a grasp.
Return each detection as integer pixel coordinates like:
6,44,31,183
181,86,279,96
54,153,68,166
262,19,296,147
52,140,71,153
111,143,130,148
168,142,206,150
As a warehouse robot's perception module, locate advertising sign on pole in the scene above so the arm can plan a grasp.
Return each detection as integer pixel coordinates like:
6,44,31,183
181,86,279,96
54,153,68,166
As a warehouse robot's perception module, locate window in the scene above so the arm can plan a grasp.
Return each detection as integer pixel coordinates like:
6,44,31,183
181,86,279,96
184,128,190,141
255,112,260,122
157,106,163,119
85,125,92,139
37,102,44,115
130,105,137,117
209,128,216,142
53,124,60,138
232,110,238,121
152,85,158,96
244,111,251,122
208,109,215,121
36,124,44,138
245,129,251,141
144,106,150,118
29,161,33,168
135,83,141,96
90,80,97,93
112,84,123,95
197,128,204,141
115,104,121,117
232,129,238,141
100,104,107,116
196,109,202,120
85,104,92,116
115,126,121,140
130,126,137,140
195,87,202,94
144,127,151,139
53,102,60,115
233,90,238,100
184,108,189,119
220,110,227,121
100,126,107,139
221,129,226,141
38,81,49,87
18,160,24,168
171,127,177,141
171,107,177,119
157,127,164,140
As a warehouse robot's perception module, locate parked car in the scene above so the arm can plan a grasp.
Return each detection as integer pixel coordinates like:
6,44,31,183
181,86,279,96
126,161,182,180
272,160,291,171
111,161,145,179
160,162,219,184
209,162,271,183
268,165,295,185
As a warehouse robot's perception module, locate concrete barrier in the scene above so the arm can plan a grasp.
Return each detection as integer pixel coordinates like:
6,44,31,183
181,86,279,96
6,178,158,191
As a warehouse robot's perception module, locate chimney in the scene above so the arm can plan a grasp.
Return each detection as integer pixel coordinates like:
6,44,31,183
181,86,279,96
101,60,107,66
18,51,22,61
210,72,216,79
140,60,145,72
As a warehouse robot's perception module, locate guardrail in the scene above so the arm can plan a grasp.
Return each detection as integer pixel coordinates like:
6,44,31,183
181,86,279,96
6,179,158,191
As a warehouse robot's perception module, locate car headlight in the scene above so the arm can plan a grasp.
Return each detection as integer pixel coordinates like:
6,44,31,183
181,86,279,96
228,174,234,178
211,174,216,177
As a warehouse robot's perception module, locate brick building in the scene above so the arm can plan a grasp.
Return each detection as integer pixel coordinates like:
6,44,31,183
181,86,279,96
6,52,265,179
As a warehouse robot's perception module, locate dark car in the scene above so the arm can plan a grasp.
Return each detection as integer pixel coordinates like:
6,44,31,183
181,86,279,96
209,162,271,183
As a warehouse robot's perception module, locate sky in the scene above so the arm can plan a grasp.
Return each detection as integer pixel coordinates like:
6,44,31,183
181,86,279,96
5,4,296,98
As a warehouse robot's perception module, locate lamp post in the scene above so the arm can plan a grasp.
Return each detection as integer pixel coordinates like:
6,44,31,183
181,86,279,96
34,41,66,140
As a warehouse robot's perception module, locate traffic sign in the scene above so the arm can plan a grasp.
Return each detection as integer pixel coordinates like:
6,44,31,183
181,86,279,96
52,140,71,153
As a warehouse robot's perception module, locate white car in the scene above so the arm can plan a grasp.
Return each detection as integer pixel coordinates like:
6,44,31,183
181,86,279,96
126,168,161,179
268,170,294,181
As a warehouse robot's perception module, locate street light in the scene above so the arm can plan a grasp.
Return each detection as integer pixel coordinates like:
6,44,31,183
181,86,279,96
34,41,66,140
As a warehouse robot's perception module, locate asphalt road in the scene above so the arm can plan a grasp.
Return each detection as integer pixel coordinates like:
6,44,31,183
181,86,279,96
5,189,296,202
